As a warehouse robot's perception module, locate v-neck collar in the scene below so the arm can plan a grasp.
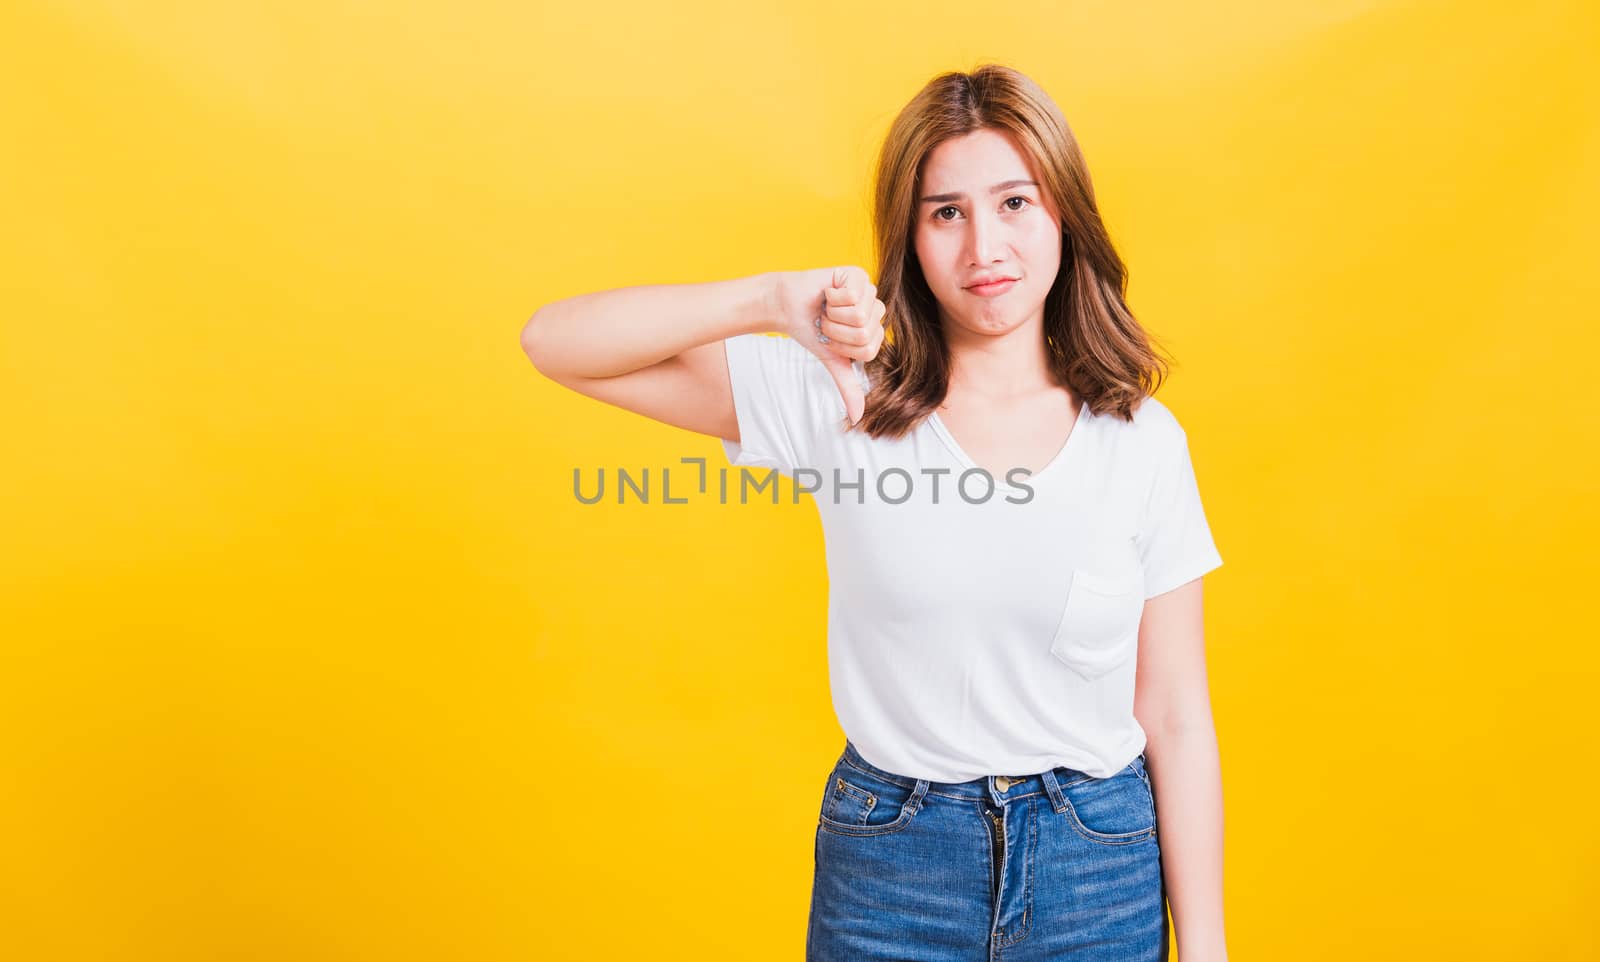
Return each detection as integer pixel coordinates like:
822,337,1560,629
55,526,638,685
926,397,1090,493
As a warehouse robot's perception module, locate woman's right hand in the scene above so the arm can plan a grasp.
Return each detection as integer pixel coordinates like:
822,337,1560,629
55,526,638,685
768,266,887,425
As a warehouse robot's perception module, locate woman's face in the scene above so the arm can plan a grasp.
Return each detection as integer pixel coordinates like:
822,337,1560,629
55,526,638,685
913,127,1063,341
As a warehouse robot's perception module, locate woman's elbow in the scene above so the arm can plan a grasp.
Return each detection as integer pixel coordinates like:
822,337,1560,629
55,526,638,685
520,310,556,375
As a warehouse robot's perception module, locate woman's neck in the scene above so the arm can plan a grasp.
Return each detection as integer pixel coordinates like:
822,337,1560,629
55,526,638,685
942,321,1060,402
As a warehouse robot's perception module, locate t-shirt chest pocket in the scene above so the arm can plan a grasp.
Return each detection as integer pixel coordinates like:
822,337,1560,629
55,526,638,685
1049,568,1145,680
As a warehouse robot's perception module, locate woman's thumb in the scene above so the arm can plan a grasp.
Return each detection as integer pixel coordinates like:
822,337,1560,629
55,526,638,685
821,355,865,425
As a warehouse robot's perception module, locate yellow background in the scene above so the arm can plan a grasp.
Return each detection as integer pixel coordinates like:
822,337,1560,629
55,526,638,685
3,1,1596,958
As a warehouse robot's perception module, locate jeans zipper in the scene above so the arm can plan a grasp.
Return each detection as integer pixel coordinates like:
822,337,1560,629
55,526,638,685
986,807,1005,895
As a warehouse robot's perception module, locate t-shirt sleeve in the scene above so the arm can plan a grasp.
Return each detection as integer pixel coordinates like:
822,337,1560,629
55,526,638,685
1135,425,1224,599
719,332,843,479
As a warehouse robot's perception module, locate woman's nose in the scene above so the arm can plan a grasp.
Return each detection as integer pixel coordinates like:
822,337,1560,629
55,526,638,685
966,214,1001,263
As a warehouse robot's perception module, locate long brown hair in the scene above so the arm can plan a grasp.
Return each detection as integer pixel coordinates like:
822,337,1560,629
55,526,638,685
852,63,1172,438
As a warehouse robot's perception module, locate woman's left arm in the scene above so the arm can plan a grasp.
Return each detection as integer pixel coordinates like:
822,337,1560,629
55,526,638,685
1133,577,1228,962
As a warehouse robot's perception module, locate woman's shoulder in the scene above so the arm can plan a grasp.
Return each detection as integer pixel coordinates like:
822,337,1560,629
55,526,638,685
1127,393,1181,431
728,331,868,424
1110,392,1186,439
1099,393,1193,466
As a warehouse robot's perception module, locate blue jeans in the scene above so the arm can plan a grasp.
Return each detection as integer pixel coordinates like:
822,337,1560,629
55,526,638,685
807,741,1169,961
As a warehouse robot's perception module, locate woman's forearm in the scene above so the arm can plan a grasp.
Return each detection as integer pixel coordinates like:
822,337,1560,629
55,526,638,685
1146,715,1229,961
521,271,776,380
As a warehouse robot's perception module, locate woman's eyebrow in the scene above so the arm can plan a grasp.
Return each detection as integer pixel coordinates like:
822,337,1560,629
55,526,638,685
919,179,1038,204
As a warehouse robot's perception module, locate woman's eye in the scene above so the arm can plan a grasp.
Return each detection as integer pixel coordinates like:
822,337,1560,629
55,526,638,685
934,197,1029,222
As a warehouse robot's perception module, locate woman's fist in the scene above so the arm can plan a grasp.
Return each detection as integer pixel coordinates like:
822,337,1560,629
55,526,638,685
770,266,886,424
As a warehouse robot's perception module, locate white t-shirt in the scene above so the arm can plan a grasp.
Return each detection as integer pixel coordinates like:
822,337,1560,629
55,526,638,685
719,332,1224,781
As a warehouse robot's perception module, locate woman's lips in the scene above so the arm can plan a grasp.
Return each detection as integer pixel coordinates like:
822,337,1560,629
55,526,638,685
966,278,1017,296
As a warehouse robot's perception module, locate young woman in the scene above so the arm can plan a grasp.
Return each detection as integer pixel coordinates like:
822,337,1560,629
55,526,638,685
523,64,1228,962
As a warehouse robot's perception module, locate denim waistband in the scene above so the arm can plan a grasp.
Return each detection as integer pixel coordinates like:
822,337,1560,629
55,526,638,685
842,740,1142,804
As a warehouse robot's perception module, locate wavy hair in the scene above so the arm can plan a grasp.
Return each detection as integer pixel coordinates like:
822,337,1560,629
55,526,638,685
851,63,1173,438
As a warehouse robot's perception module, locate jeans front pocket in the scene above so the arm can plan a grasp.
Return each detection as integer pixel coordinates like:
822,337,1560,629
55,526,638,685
1049,567,1145,680
1058,758,1157,845
817,757,924,837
